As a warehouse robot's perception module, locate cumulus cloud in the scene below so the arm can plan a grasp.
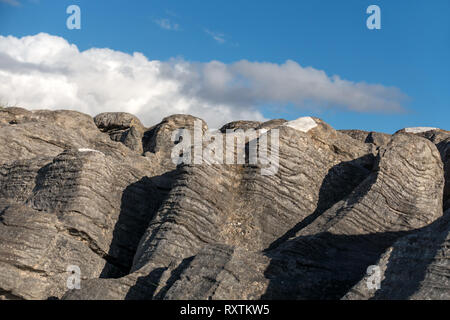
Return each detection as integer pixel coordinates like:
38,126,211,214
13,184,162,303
0,33,406,128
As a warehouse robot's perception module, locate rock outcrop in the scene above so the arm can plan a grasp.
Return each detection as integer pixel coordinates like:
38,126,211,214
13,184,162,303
0,107,448,300
396,128,450,211
339,129,391,147
343,208,450,300
94,112,146,153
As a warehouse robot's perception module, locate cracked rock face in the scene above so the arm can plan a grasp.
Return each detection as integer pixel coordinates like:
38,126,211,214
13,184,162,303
0,107,448,300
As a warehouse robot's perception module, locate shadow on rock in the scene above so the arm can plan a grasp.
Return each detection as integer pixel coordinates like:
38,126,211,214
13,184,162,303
124,267,167,300
261,153,414,299
266,154,375,252
100,171,176,278
261,230,411,300
124,256,195,300
371,212,450,299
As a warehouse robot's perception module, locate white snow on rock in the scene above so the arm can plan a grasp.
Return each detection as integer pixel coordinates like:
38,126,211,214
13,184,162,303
78,148,103,154
404,127,438,134
283,117,318,132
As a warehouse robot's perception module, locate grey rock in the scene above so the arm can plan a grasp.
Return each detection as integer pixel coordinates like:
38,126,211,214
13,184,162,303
398,128,450,210
142,114,208,169
343,208,450,300
94,112,145,132
416,129,450,145
258,118,287,129
94,112,145,153
162,244,270,300
0,149,173,299
219,120,262,133
339,129,391,147
437,138,450,210
219,119,288,133
145,132,444,300
65,116,378,299
0,108,178,299
257,132,444,299
0,108,136,162
1,107,449,300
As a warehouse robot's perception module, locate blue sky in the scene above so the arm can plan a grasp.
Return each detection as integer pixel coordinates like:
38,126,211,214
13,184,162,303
0,0,449,132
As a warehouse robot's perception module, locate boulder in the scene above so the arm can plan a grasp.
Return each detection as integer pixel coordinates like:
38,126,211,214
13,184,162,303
94,112,146,153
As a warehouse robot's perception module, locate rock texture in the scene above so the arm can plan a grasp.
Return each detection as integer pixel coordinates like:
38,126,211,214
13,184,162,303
339,129,391,147
396,128,450,211
343,208,450,300
94,112,146,153
0,106,448,300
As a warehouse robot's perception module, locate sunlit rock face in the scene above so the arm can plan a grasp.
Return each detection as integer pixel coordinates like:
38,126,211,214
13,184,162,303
0,107,448,300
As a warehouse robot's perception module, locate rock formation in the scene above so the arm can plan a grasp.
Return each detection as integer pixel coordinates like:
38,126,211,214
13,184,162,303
0,106,448,300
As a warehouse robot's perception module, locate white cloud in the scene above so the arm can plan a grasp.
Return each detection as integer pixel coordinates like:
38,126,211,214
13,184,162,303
154,18,180,31
205,29,226,44
0,33,406,128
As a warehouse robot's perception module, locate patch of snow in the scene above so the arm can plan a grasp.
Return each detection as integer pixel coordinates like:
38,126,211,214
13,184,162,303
404,127,438,134
283,117,317,132
78,148,103,154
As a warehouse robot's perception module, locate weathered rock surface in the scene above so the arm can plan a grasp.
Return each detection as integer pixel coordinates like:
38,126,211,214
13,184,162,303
121,132,444,300
0,108,175,299
64,116,378,299
257,132,444,299
94,112,146,153
396,128,450,210
339,129,391,147
142,114,208,169
219,120,262,133
0,106,449,300
343,208,450,300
